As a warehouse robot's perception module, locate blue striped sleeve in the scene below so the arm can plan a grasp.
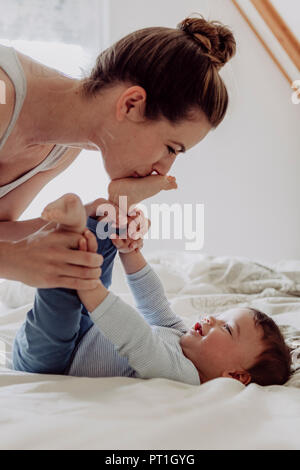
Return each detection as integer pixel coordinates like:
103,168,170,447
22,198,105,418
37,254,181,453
125,263,187,333
90,292,185,380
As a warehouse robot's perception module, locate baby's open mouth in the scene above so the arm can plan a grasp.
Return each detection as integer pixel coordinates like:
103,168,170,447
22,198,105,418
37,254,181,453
194,322,203,336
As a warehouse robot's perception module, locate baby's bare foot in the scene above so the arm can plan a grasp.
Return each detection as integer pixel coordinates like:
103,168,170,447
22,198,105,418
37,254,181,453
108,174,177,209
41,193,87,233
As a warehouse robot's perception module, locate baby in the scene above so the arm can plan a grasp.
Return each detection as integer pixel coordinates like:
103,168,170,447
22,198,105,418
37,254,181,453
12,176,291,386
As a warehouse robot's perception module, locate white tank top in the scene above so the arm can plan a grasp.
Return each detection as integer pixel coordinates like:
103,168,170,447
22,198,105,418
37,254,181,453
0,44,69,198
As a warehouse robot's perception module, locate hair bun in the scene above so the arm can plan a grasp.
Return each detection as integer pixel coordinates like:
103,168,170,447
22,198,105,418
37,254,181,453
178,16,236,69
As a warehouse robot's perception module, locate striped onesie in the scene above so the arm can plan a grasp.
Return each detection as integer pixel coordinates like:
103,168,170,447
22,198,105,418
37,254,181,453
67,264,201,386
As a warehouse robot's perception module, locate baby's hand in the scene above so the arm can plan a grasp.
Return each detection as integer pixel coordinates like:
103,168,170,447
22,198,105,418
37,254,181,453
110,207,150,253
110,233,144,254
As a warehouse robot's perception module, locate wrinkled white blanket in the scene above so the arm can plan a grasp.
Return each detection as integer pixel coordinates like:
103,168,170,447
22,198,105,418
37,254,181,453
0,251,300,450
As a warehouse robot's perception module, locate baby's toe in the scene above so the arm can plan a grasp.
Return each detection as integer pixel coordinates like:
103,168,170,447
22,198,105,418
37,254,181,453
164,175,178,190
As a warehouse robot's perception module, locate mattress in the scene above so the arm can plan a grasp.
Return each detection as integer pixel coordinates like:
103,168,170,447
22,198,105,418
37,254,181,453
0,251,300,450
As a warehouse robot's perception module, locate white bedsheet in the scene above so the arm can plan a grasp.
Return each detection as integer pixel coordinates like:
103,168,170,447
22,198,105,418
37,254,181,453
0,251,300,450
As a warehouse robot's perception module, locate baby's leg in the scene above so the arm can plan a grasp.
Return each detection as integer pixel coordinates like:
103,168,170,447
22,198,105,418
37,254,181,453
12,287,85,374
41,193,87,233
85,216,118,289
12,217,118,375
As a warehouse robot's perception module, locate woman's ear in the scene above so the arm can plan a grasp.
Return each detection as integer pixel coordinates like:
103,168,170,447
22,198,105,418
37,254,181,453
116,86,147,122
222,370,251,386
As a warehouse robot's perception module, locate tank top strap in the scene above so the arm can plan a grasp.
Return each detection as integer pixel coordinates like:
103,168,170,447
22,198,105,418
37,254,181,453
0,144,68,199
0,44,70,199
0,44,27,152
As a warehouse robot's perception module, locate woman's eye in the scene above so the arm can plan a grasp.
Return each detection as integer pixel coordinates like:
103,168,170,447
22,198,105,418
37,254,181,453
167,145,176,155
224,324,232,335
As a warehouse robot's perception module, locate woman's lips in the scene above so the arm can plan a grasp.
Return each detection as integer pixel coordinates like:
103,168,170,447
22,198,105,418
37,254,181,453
131,171,157,178
194,322,203,336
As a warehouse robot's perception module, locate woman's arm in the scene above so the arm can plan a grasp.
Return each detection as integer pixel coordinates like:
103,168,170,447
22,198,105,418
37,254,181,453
0,217,48,241
0,195,112,242
0,225,103,289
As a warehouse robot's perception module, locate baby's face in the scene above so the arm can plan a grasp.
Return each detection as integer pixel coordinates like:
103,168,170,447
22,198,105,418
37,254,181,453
180,308,265,384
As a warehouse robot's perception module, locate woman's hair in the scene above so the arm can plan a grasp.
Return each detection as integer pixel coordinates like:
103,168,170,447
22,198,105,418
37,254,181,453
246,308,292,386
81,16,236,127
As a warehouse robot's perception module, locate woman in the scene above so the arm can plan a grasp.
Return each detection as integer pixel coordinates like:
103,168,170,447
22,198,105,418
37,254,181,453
0,16,236,289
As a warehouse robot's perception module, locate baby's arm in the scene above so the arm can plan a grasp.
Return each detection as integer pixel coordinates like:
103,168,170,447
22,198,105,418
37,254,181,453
88,291,179,380
118,250,186,332
77,245,185,332
76,237,181,379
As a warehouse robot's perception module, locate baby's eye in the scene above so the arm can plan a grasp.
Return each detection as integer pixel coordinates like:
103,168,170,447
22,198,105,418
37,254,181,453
224,323,232,336
167,145,176,155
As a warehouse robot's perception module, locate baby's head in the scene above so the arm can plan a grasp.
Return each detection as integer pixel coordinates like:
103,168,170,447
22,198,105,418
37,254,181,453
180,307,291,386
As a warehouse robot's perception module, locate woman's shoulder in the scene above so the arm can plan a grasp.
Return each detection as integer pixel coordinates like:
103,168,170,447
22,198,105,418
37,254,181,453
0,66,16,142
0,48,58,149
15,49,62,86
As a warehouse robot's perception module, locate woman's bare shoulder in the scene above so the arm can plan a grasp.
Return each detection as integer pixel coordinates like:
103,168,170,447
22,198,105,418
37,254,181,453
0,146,81,222
0,49,56,142
0,67,15,141
16,49,61,83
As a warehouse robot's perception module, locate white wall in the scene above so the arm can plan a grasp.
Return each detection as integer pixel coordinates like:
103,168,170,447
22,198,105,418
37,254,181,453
106,0,300,263
21,0,300,263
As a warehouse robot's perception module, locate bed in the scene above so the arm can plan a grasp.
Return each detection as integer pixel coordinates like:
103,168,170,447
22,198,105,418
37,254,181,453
0,251,300,450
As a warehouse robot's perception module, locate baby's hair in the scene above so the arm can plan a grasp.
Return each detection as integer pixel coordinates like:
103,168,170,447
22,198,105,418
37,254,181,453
246,308,292,386
81,15,236,127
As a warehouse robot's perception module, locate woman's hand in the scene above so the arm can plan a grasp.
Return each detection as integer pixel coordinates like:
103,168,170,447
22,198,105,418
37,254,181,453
1,222,103,289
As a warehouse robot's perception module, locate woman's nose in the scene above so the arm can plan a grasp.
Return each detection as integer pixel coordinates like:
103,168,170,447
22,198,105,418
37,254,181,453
152,155,176,176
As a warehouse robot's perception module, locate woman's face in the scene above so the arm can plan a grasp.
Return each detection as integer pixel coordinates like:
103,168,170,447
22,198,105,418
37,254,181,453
95,85,212,180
